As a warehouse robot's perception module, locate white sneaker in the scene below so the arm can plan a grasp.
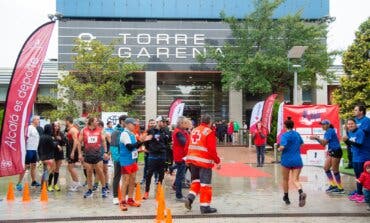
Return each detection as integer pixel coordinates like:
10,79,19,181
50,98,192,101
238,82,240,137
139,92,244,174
112,197,119,205
69,182,80,192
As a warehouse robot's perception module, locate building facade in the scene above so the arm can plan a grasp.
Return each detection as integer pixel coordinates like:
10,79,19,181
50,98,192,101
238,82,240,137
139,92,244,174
2,0,331,126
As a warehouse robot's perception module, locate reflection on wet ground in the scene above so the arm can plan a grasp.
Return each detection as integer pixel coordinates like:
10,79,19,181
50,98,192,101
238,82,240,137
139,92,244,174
0,147,369,222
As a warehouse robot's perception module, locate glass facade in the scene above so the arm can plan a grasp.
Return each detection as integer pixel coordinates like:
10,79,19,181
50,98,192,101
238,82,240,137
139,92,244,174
157,73,228,123
129,72,228,122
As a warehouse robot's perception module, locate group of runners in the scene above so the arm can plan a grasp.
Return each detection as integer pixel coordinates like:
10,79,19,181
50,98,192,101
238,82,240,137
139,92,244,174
11,103,370,212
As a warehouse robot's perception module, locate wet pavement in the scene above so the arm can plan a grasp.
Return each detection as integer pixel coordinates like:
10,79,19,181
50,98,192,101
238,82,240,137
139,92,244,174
0,147,369,222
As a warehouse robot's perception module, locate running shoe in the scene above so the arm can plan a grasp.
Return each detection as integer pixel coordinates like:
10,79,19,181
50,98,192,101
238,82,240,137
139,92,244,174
355,195,365,203
31,181,41,187
127,199,141,207
299,193,307,207
47,185,54,192
68,182,79,192
105,186,110,194
283,196,291,205
101,187,107,198
92,183,99,191
83,189,93,198
54,184,61,191
119,202,128,211
325,185,337,193
142,192,149,200
331,188,345,194
16,183,23,191
112,197,119,205
349,193,360,201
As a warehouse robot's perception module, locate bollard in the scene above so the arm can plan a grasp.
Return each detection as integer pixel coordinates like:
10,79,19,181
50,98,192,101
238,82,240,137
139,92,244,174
273,143,278,163
248,133,252,148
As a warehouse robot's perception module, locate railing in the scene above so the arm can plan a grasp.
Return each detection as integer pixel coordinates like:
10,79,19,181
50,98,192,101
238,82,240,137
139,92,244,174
216,128,250,147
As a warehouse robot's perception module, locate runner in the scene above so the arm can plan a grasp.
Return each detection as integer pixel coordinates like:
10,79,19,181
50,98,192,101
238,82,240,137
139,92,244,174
37,124,56,187
142,117,170,200
16,116,41,191
278,117,306,207
119,118,152,211
140,119,158,185
65,116,83,192
79,117,109,198
110,115,127,205
310,119,344,194
48,121,66,191
98,120,111,192
184,114,221,214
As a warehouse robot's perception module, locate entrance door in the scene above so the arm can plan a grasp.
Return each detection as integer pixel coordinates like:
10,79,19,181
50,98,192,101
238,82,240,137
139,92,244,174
183,105,201,126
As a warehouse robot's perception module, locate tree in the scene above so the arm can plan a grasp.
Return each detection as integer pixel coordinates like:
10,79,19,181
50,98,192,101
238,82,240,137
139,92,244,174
332,17,370,119
200,0,334,97
39,39,143,121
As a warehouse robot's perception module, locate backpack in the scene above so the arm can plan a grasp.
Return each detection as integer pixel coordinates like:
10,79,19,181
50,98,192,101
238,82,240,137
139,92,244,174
110,129,122,147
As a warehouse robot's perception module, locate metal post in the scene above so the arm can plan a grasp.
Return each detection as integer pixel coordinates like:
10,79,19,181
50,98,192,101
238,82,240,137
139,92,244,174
292,64,301,105
248,133,252,148
293,70,298,105
273,143,278,163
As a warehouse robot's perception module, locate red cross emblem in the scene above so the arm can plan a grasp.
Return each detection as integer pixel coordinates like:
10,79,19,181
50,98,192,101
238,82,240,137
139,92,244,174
191,130,201,144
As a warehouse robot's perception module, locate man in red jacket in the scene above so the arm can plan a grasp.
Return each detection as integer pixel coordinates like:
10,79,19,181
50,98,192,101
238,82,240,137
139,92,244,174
252,121,268,167
185,114,221,214
172,116,190,202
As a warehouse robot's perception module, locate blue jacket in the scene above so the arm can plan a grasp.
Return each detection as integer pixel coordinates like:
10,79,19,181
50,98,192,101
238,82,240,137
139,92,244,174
119,129,138,166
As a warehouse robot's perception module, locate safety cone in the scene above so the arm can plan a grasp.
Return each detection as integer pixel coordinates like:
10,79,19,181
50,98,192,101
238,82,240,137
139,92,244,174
165,208,173,223
118,185,123,202
134,183,142,203
156,182,162,201
6,182,15,201
40,182,48,202
22,182,31,202
155,195,165,221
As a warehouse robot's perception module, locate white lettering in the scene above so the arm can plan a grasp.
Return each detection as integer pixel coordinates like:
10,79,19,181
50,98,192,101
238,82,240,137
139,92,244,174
156,34,169,44
137,47,150,58
194,34,205,45
137,34,151,44
175,34,187,45
118,33,131,44
215,48,224,57
118,47,131,58
176,48,187,58
192,48,206,58
157,48,169,58
78,33,96,43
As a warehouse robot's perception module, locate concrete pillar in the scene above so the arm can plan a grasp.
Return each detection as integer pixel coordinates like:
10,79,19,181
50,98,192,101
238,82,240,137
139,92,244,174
297,85,303,105
315,73,328,104
145,71,157,125
228,89,243,125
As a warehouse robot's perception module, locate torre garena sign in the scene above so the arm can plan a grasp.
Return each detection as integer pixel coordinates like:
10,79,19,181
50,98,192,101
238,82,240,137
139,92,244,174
59,20,231,70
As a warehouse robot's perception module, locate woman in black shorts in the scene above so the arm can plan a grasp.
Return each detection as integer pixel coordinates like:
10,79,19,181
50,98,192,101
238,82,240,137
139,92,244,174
48,122,66,191
38,124,56,188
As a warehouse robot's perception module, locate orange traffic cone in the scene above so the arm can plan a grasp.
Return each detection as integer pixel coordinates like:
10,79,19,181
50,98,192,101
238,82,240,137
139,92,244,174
156,182,162,201
40,182,48,202
118,185,123,202
156,195,165,221
134,183,142,203
6,182,15,201
165,208,173,223
22,182,31,202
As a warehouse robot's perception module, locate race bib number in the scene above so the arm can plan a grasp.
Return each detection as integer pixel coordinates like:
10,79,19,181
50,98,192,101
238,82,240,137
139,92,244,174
87,136,98,144
132,150,138,159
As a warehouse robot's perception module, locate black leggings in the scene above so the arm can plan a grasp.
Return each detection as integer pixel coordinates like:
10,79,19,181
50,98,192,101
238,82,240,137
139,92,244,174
145,158,165,192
